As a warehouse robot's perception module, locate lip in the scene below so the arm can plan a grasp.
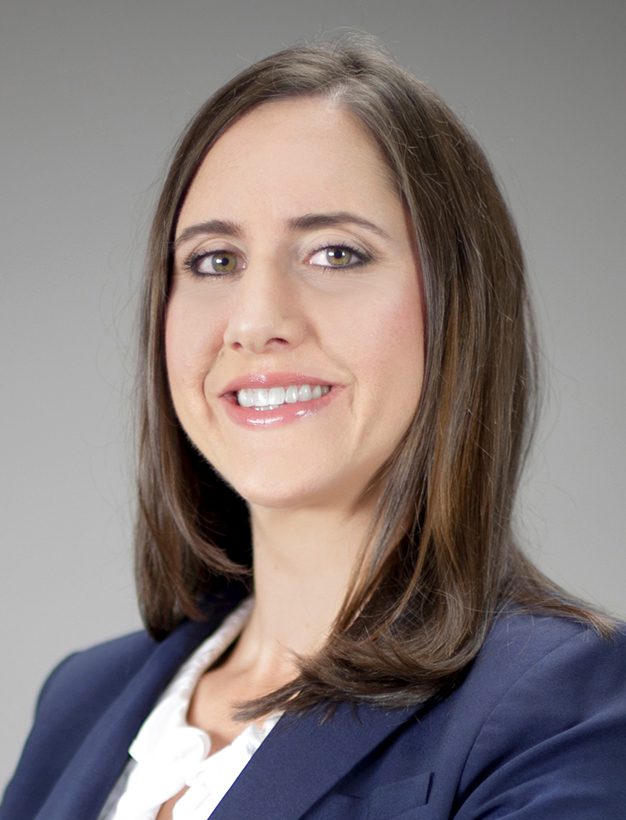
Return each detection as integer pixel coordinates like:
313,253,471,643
218,372,341,428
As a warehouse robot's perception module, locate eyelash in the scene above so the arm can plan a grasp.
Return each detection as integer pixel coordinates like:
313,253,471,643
182,243,372,279
308,243,371,272
183,250,242,278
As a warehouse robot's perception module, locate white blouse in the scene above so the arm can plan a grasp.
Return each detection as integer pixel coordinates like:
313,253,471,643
99,598,280,820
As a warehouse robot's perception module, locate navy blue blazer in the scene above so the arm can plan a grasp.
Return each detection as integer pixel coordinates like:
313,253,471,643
3,587,626,819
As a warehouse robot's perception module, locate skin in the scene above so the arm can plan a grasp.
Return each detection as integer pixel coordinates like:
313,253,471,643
159,96,425,818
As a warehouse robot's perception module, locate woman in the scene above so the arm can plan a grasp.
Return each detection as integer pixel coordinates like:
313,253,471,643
2,35,625,820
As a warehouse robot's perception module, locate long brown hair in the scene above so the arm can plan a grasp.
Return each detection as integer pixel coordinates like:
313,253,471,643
135,34,608,715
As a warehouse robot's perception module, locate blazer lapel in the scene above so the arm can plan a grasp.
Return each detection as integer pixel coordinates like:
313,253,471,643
34,584,423,820
211,700,422,820
34,587,246,820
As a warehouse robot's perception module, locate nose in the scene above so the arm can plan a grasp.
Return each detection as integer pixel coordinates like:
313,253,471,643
223,260,306,354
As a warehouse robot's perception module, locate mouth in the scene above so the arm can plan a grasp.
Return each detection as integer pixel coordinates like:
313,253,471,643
234,383,332,411
219,375,339,427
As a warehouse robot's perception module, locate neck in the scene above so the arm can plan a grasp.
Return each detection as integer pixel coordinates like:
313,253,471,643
230,500,374,679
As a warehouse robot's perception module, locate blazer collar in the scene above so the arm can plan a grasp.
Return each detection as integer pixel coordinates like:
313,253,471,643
36,585,247,819
37,586,422,820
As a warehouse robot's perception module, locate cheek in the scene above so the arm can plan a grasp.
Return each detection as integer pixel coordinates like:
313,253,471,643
371,310,424,428
335,280,425,400
164,291,221,391
388,293,425,381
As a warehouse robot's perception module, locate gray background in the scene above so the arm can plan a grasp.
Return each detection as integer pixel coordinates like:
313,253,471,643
1,0,624,789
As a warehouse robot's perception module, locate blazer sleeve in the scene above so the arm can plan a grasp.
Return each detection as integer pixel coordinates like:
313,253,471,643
453,624,626,819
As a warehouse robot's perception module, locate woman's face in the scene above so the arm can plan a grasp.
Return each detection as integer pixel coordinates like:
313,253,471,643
166,97,425,512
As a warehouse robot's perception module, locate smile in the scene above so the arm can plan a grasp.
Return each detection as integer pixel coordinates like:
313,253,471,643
237,384,331,410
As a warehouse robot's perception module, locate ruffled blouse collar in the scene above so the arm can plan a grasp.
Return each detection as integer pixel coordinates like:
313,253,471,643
109,597,280,820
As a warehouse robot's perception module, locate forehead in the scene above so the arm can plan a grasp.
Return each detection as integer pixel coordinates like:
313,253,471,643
177,97,399,227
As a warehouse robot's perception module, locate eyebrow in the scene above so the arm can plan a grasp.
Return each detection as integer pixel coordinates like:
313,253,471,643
173,219,241,250
173,211,390,250
287,212,391,239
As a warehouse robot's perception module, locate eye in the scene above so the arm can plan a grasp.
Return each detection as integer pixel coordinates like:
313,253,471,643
308,244,368,270
184,249,241,277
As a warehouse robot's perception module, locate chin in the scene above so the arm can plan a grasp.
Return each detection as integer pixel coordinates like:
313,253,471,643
230,471,362,514
235,483,327,512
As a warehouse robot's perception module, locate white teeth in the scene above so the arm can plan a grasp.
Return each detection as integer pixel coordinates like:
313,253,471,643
268,387,285,405
237,389,254,408
236,384,330,409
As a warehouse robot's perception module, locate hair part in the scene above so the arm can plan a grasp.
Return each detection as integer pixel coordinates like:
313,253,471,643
134,33,611,718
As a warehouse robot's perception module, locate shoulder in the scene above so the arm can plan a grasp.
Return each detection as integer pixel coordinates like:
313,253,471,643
39,630,157,703
35,629,157,720
452,609,626,743
34,584,249,718
0,588,249,818
469,608,626,698
21,629,159,784
445,610,626,816
0,629,159,819
317,614,626,819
